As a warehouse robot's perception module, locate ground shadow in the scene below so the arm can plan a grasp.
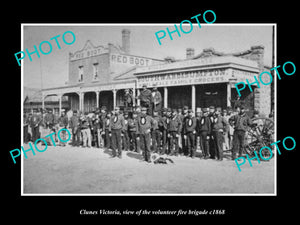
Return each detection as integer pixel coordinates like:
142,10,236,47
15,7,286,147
126,151,144,160
103,148,113,157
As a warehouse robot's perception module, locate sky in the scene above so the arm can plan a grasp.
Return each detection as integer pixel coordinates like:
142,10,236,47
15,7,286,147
23,24,274,89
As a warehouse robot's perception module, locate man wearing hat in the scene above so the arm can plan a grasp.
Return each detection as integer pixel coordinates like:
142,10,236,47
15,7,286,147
110,107,125,158
137,84,152,115
151,85,162,115
198,108,211,159
229,106,252,160
183,109,197,158
211,107,229,161
69,110,81,147
137,107,155,162
167,109,182,156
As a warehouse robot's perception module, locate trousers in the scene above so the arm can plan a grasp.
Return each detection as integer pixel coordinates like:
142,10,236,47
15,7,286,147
152,129,161,153
232,130,246,157
111,129,122,157
212,131,224,160
81,128,91,147
200,131,210,157
139,133,151,161
186,132,196,157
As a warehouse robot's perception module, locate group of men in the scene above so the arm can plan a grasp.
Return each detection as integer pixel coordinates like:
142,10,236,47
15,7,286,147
23,99,254,163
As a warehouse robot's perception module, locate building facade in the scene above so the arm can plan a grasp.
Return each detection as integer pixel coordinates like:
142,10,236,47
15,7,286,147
42,29,272,117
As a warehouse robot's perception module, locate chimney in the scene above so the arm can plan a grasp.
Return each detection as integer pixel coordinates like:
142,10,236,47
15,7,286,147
122,29,130,54
186,48,195,59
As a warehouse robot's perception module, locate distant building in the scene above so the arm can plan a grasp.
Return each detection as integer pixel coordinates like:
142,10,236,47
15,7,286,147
24,87,69,113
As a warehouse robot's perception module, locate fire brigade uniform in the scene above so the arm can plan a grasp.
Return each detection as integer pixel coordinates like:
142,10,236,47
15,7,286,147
137,108,155,162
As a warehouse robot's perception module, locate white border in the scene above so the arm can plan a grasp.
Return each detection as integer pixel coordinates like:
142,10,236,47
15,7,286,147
21,23,277,196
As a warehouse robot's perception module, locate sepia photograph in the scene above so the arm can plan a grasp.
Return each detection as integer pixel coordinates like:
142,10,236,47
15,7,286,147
21,24,276,195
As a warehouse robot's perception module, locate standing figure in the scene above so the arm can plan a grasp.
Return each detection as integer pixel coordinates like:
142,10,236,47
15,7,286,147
80,112,92,148
161,108,169,155
208,106,216,159
122,111,130,151
198,108,211,159
58,110,69,146
137,107,155,162
111,107,125,158
30,109,42,142
229,106,252,160
103,111,112,149
128,111,140,153
151,86,162,114
152,110,163,153
183,109,197,158
138,84,152,115
211,107,229,161
124,89,134,111
167,109,182,156
69,110,81,147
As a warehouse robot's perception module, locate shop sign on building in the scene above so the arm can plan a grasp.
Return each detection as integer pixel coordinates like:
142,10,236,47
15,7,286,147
110,53,154,66
136,68,229,88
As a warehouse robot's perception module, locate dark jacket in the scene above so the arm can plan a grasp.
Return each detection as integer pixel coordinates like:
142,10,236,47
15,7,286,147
69,115,80,129
211,115,229,132
168,115,182,134
229,113,252,132
183,117,197,134
58,115,68,128
111,114,125,130
198,116,211,133
138,89,152,104
137,114,155,135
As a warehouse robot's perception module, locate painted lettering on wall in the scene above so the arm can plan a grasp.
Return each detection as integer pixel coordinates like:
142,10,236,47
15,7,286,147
110,54,152,66
137,69,227,88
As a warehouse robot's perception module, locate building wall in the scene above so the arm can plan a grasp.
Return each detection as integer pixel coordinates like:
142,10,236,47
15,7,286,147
68,53,110,85
236,46,271,116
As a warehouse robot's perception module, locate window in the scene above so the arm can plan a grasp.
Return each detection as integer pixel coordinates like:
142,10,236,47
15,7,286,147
93,63,99,80
78,66,84,82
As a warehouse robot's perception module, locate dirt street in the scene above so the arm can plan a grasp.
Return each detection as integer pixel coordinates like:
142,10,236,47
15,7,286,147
23,144,275,194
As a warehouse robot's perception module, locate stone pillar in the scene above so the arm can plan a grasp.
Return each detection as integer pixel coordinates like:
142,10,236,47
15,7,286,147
42,94,45,110
96,90,100,108
132,87,136,107
191,85,196,112
79,92,84,113
113,89,117,109
164,87,168,108
137,89,140,106
227,82,231,108
58,94,62,115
